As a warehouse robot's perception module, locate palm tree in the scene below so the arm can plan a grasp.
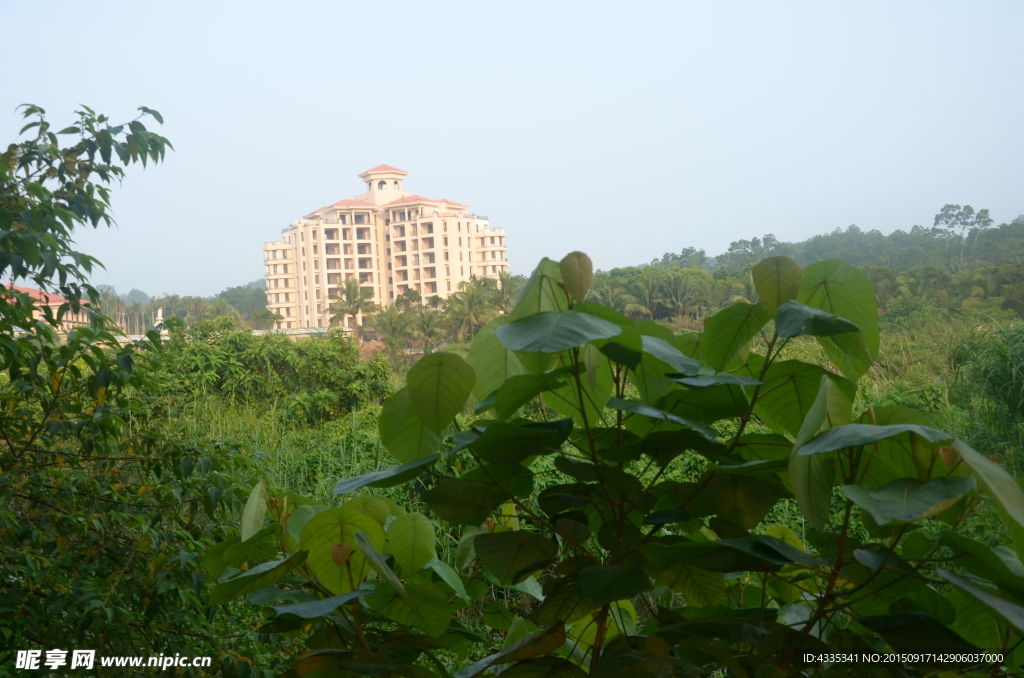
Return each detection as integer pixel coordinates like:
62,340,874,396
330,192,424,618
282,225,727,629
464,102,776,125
330,279,379,339
623,270,662,319
728,272,759,305
394,288,422,313
182,296,207,326
589,279,629,313
491,270,524,314
205,298,242,322
446,285,497,341
660,269,711,319
411,309,446,353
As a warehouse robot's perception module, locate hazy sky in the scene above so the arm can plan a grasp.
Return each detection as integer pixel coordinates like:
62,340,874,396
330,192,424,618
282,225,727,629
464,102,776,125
3,1,1022,297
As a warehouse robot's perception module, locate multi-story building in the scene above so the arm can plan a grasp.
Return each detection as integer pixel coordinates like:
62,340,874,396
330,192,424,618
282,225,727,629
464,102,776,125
262,165,508,330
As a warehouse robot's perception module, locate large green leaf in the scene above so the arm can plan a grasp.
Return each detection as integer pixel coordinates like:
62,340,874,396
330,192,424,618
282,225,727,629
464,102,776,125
789,376,851,529
576,301,643,369
300,507,385,594
606,397,718,440
469,419,573,463
455,625,568,678
858,612,979,654
462,462,535,499
547,350,614,431
955,439,1024,555
856,406,945,486
844,477,977,525
642,551,728,606
534,578,600,625
687,474,790,529
497,310,621,354
379,387,443,463
940,533,1024,602
209,550,308,606
656,617,767,644
240,479,267,541
429,557,471,601
559,251,593,304
937,569,1024,639
662,384,748,424
510,257,565,320
797,423,953,456
422,479,507,525
576,563,652,603
367,582,453,637
641,336,702,377
492,373,566,421
702,302,770,372
407,352,475,432
775,300,859,338
745,356,854,438
798,259,879,381
332,455,439,496
474,531,558,585
467,317,527,401
387,512,436,573
268,591,364,620
752,255,802,317
499,657,586,678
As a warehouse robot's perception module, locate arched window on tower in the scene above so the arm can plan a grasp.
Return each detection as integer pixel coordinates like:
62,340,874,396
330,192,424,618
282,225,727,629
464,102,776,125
378,180,388,190
393,180,399,189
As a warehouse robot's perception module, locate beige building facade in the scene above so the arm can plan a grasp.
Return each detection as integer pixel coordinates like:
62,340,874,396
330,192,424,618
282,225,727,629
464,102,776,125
262,165,508,329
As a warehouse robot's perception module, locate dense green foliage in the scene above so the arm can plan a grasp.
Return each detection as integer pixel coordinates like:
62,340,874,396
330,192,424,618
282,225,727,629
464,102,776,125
0,105,256,673
163,317,391,424
213,252,1024,677
5,106,1024,677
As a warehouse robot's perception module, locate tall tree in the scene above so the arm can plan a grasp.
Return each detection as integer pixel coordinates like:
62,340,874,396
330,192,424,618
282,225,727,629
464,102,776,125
329,278,378,335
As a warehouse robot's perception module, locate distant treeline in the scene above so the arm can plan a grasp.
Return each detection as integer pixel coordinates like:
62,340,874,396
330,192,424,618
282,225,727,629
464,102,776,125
647,209,1024,273
592,212,1024,323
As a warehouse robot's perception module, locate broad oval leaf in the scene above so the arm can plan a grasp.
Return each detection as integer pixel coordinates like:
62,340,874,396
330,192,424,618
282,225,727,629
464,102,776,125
387,512,436,573
789,375,851,530
497,311,621,354
300,507,385,594
606,397,718,441
474,531,558,585
559,251,593,304
798,259,879,381
209,550,308,606
422,479,507,526
268,591,364,620
332,455,439,496
576,301,643,369
576,563,652,604
844,477,977,526
510,257,566,320
955,439,1024,553
240,478,267,541
753,255,802,317
701,302,770,372
366,581,452,638
467,317,527,401
797,423,953,456
407,352,475,432
776,299,860,338
379,387,443,463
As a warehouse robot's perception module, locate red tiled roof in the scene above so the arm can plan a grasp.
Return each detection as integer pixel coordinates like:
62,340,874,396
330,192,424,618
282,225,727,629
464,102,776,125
387,195,435,204
8,284,70,306
435,199,466,206
332,199,373,207
360,164,408,175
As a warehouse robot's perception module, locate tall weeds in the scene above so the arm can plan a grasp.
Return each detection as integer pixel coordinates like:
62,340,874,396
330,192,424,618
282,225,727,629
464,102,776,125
954,323,1024,469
